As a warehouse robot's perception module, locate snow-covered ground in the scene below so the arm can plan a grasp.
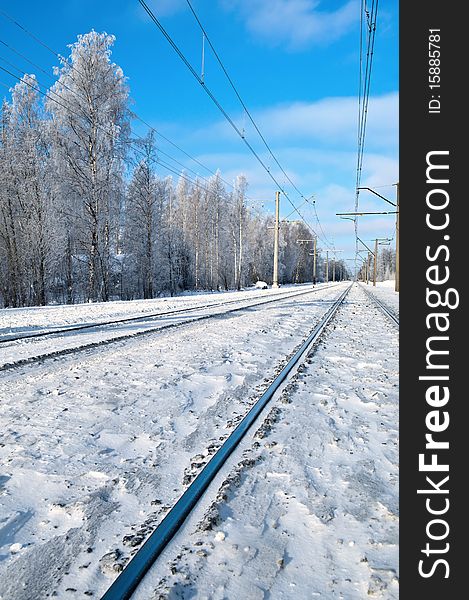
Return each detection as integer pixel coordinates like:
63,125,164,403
0,284,336,369
0,283,334,338
133,283,399,599
363,280,399,317
0,283,366,599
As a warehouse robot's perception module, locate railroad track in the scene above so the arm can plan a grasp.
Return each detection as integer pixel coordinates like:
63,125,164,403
100,284,352,600
0,284,343,373
359,283,399,326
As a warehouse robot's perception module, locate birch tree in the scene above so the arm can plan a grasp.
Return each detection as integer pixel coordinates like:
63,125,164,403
47,31,129,302
0,99,23,307
124,133,159,299
0,77,61,306
229,174,247,290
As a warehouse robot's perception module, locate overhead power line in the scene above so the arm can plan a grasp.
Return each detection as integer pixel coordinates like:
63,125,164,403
183,0,336,251
353,0,379,263
138,0,335,249
137,0,278,183
356,0,378,191
0,9,65,58
184,0,306,202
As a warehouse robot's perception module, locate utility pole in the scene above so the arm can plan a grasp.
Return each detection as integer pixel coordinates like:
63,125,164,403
272,191,280,288
313,236,317,284
343,258,357,281
357,236,390,287
331,250,343,282
339,184,400,291
325,251,329,283
297,237,317,284
373,239,378,287
395,182,399,292
371,238,392,286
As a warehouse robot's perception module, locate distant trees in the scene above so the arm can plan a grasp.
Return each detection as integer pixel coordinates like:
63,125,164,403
357,247,396,283
0,30,349,309
377,247,396,281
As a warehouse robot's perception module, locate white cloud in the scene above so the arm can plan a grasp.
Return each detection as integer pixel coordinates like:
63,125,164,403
362,154,399,189
190,92,398,153
255,92,398,149
222,0,358,50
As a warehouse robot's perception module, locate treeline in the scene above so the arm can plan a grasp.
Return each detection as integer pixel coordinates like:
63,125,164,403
0,31,349,308
357,247,397,283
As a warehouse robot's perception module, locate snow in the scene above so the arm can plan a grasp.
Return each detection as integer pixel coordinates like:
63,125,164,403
364,280,399,317
376,280,395,288
131,283,399,599
0,284,328,338
0,283,373,599
0,284,341,369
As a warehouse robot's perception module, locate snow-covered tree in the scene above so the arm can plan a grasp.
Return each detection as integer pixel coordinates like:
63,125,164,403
0,30,338,308
47,31,129,302
0,76,62,306
230,175,247,290
124,133,159,299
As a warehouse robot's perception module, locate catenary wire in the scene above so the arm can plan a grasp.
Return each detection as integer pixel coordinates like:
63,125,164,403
138,0,335,249
184,0,337,250
353,0,379,270
184,0,309,203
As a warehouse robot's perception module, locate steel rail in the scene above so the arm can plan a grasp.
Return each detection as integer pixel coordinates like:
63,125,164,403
359,283,399,326
0,284,339,345
100,284,352,600
0,284,345,372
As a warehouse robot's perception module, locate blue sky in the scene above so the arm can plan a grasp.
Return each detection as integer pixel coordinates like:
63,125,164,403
0,0,398,262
